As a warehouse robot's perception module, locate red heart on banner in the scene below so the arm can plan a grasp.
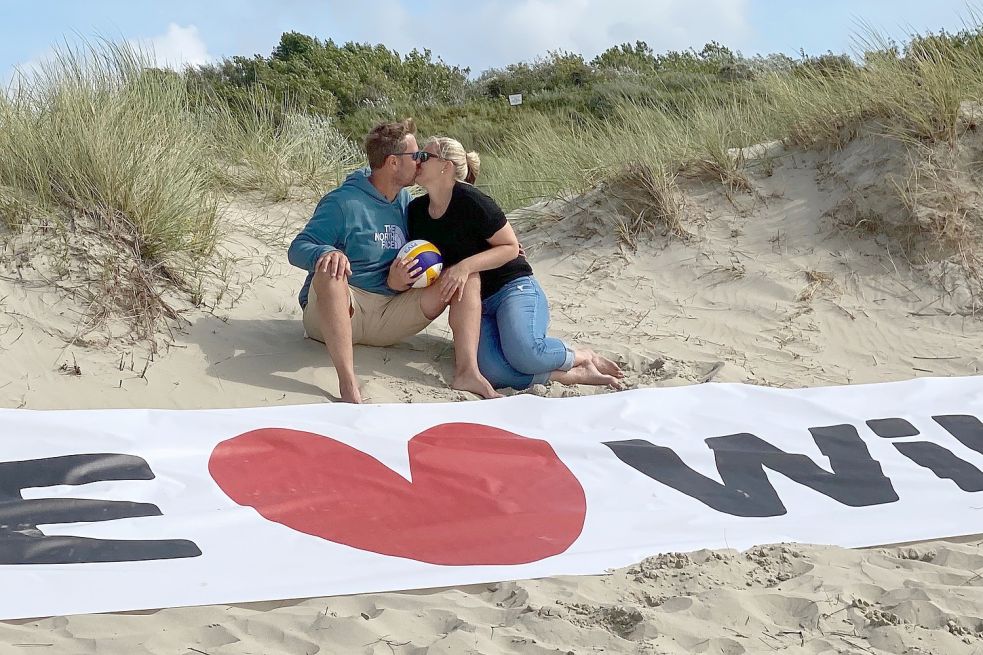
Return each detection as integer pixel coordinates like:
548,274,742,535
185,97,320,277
208,423,586,565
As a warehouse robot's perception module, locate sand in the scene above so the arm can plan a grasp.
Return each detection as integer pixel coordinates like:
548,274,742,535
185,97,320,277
2,122,983,653
2,540,983,654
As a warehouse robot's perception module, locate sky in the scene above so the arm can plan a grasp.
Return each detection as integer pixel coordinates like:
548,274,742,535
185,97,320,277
1,0,979,82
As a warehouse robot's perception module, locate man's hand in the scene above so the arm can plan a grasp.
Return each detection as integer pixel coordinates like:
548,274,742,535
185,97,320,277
316,250,351,279
437,264,470,304
388,255,421,292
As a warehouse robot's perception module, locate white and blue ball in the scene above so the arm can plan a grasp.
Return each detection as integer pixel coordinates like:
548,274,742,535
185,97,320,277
397,239,443,288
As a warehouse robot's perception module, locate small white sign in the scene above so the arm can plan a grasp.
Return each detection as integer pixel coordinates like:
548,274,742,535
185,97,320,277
508,93,523,106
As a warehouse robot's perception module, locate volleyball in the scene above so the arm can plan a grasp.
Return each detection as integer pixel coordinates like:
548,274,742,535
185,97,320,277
396,239,443,288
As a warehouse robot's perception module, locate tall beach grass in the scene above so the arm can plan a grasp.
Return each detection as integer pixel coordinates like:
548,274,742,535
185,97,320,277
1,43,217,264
0,41,361,340
488,21,983,205
201,90,363,200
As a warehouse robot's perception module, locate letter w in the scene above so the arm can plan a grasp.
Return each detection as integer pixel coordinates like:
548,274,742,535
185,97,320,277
605,425,898,517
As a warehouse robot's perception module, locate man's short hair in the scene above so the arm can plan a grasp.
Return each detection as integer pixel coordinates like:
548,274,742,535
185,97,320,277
364,118,416,170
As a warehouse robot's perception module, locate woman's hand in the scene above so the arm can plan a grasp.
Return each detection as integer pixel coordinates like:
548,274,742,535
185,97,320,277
437,264,471,303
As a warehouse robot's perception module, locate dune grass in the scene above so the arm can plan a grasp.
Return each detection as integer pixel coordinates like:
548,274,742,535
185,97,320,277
486,22,983,256
475,22,983,311
1,43,217,263
0,41,361,340
202,90,363,201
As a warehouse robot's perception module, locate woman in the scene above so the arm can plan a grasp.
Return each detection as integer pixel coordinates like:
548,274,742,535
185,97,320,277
408,136,624,392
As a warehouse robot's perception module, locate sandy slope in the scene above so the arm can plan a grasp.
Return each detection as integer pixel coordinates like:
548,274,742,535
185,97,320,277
3,540,983,654
1,127,983,653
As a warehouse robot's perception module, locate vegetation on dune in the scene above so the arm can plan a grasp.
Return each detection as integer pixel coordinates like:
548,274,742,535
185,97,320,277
0,40,359,341
2,18,983,342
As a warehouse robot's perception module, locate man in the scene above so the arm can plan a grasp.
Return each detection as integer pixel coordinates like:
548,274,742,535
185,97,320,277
288,119,495,403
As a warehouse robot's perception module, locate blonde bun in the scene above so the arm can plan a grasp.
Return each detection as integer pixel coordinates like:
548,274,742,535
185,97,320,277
465,151,481,184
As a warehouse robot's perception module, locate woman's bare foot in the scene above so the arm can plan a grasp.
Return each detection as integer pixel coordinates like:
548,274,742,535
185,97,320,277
552,361,622,389
589,352,625,378
453,369,503,399
573,348,625,379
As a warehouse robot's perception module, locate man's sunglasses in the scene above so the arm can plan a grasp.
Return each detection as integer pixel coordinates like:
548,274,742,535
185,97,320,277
394,151,442,163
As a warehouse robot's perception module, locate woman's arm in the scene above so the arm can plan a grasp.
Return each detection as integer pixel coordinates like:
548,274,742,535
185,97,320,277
458,223,520,275
435,223,520,303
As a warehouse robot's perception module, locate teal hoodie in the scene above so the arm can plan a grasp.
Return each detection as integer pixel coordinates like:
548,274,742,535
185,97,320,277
288,168,411,307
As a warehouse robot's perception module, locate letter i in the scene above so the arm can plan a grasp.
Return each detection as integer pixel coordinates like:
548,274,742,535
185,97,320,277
866,418,983,492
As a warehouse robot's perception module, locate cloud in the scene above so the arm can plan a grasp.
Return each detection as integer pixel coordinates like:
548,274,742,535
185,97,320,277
131,23,212,70
326,0,752,72
475,0,752,67
4,22,211,92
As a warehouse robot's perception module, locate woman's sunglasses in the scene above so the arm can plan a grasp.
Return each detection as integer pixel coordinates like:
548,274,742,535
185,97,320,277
394,151,442,163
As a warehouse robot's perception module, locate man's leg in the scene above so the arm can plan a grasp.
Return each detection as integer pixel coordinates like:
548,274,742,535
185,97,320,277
311,271,361,403
445,275,500,399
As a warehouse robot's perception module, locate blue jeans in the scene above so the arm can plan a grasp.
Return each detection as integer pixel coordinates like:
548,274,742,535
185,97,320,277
477,276,575,390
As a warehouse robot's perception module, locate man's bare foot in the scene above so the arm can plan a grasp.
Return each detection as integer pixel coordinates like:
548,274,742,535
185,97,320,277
339,380,363,404
452,370,503,399
552,362,622,389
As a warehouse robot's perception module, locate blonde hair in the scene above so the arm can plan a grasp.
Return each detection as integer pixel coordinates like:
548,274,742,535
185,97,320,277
424,136,481,184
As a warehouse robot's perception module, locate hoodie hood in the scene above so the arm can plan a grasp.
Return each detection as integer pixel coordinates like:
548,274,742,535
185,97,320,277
341,167,399,206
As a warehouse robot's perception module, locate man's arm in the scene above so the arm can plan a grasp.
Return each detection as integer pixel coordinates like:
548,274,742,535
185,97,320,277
287,197,344,271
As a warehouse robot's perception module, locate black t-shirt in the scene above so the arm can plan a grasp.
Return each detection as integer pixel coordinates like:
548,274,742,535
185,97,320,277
408,182,533,299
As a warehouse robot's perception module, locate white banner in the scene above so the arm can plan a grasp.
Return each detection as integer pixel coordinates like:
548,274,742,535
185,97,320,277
2,376,983,620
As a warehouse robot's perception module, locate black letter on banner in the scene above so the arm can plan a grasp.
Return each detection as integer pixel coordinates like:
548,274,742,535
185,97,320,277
867,418,983,492
933,415,983,455
605,424,898,517
0,454,201,564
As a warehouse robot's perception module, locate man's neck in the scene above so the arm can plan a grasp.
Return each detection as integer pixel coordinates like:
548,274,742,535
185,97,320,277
368,172,401,202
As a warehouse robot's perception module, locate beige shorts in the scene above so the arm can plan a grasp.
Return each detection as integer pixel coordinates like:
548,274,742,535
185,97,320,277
303,282,433,347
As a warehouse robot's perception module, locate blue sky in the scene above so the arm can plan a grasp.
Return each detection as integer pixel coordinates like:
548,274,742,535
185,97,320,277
1,0,978,81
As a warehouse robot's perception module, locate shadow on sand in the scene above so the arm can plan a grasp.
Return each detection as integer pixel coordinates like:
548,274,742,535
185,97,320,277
183,315,456,401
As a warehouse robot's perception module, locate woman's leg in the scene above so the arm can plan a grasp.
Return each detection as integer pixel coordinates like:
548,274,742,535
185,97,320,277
476,312,535,390
496,277,623,387
447,274,501,399
495,278,574,379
